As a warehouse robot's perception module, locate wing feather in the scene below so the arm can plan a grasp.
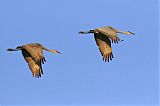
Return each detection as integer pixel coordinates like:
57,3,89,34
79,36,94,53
22,44,45,63
95,26,121,44
21,44,44,78
94,33,113,62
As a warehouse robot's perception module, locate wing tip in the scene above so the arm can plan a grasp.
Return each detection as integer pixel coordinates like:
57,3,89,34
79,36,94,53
102,53,114,62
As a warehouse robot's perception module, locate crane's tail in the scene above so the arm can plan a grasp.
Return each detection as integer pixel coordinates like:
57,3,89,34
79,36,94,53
7,48,19,51
7,46,23,51
7,46,22,51
16,46,22,49
79,30,94,34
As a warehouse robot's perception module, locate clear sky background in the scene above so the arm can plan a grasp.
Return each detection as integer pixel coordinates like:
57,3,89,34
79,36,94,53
0,0,159,106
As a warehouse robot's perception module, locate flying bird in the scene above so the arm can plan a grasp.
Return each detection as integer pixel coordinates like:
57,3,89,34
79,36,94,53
7,43,61,78
79,26,135,62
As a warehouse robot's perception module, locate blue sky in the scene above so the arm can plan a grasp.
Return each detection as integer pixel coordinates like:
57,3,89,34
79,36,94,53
0,0,159,105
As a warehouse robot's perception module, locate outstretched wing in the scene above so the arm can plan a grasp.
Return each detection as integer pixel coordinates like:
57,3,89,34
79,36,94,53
95,26,121,44
94,33,113,62
21,49,43,78
21,44,46,78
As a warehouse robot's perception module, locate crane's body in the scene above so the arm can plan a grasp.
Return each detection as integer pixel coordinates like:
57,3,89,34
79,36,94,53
79,26,135,62
7,43,61,78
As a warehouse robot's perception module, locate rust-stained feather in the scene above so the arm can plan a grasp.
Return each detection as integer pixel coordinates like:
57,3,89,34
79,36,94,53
95,26,121,44
94,33,113,62
79,26,134,62
21,48,44,78
7,43,61,78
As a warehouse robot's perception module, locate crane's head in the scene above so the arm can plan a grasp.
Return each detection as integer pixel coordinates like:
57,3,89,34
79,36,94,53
125,31,135,35
50,50,61,54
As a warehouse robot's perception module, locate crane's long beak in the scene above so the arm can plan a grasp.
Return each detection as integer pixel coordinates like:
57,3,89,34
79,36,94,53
128,31,135,35
50,50,62,54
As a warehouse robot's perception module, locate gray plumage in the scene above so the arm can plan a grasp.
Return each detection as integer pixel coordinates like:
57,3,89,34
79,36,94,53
79,26,135,62
7,43,61,78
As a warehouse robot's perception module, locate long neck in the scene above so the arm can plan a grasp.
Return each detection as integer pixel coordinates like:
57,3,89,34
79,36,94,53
42,46,60,53
42,46,51,52
117,31,129,35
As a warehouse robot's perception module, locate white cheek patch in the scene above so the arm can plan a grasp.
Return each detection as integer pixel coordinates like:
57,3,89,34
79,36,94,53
55,50,59,53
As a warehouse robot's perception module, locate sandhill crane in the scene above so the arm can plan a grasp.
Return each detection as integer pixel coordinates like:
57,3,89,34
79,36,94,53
79,26,135,62
7,43,61,78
